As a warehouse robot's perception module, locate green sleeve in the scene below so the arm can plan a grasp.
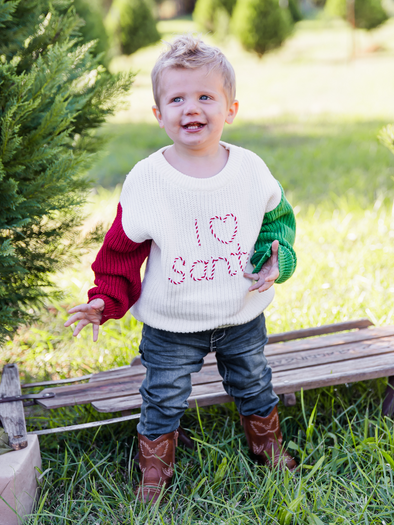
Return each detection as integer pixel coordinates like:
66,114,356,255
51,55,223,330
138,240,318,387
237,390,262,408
250,182,297,284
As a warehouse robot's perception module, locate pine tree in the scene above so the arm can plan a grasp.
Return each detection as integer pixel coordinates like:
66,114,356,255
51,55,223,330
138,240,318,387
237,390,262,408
105,0,160,56
0,0,133,344
74,0,110,65
193,0,237,35
232,0,293,57
325,0,387,30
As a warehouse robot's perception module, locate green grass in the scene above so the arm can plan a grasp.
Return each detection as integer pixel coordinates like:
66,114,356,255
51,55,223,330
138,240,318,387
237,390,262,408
21,386,394,523
3,14,394,525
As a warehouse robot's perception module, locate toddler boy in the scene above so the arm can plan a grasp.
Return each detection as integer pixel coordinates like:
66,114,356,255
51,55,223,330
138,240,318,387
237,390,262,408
65,35,297,503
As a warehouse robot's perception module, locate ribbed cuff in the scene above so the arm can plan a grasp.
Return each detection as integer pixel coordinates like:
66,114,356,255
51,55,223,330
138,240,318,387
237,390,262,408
251,244,296,284
251,246,271,273
276,245,297,283
88,294,123,325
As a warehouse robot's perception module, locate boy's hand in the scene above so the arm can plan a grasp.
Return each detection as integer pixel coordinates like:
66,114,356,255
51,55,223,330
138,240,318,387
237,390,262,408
244,240,279,293
64,298,105,342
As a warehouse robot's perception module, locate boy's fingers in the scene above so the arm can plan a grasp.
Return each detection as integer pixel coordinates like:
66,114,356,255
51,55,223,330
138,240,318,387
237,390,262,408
67,303,90,314
248,278,265,291
92,323,100,342
258,282,274,292
244,272,259,281
73,319,89,337
64,311,90,326
265,268,280,281
89,298,105,311
64,314,81,327
271,240,279,253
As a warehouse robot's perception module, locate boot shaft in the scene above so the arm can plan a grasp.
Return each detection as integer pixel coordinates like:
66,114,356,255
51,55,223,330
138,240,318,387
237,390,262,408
240,406,296,470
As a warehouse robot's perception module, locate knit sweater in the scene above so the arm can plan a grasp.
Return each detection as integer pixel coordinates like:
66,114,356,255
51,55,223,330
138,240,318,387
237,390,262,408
88,142,296,332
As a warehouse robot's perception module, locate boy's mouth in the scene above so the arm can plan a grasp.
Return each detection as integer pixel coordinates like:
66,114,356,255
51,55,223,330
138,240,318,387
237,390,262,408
182,122,206,130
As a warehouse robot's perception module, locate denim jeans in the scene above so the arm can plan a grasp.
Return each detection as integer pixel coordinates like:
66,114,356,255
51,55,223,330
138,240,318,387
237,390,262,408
137,312,278,439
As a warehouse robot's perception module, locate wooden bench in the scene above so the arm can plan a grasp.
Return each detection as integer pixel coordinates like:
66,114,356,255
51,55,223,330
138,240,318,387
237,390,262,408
2,318,394,440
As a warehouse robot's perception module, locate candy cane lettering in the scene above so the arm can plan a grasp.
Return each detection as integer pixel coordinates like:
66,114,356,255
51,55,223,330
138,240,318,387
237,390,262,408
209,213,238,244
207,256,237,280
230,243,249,272
194,218,201,247
190,260,209,281
168,257,186,285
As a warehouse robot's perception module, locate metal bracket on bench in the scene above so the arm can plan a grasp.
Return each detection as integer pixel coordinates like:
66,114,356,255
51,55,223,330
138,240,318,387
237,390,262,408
0,392,55,404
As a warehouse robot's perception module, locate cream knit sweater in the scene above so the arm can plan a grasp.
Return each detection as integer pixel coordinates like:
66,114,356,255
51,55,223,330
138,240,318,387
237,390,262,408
118,142,283,333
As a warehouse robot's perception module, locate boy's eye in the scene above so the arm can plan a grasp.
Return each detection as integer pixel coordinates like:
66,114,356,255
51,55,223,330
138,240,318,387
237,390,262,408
172,97,183,103
200,95,210,101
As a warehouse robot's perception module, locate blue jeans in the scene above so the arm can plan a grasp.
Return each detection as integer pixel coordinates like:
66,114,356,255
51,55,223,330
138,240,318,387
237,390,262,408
137,312,278,440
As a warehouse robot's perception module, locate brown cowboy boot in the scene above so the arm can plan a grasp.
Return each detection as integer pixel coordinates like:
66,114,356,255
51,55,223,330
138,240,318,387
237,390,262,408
240,406,297,471
134,429,178,504
132,426,194,466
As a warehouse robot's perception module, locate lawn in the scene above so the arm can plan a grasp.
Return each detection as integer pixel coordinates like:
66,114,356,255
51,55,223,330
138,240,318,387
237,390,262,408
4,15,394,524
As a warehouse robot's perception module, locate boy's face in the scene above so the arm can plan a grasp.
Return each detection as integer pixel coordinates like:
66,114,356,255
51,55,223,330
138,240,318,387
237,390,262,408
152,67,238,154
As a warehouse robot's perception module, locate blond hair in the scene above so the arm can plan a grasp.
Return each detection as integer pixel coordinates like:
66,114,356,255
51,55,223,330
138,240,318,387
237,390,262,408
151,34,236,107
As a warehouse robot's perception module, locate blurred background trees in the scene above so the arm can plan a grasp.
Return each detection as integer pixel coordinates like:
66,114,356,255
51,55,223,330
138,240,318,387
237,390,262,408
231,0,294,55
325,0,387,30
193,0,236,37
70,0,389,59
105,0,160,56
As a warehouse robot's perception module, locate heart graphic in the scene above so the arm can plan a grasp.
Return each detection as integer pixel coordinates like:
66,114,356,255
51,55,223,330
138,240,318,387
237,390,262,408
209,213,238,244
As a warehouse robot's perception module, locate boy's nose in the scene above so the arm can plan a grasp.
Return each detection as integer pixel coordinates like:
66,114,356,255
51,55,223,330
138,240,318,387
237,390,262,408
184,101,200,115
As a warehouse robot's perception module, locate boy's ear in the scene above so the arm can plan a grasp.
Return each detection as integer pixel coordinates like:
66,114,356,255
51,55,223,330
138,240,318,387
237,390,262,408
152,105,164,128
225,100,239,125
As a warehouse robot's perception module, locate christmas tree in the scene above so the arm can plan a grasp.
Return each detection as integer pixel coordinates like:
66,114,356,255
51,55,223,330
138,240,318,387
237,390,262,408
231,0,293,57
0,0,133,344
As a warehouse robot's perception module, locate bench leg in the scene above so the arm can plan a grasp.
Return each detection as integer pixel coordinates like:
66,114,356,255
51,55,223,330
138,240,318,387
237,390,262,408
280,393,297,407
382,376,394,417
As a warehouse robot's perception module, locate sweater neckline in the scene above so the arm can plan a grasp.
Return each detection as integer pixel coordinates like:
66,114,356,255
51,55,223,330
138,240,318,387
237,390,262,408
149,141,242,192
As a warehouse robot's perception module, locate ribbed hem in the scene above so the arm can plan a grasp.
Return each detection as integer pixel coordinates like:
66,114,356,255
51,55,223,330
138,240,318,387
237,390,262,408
131,287,275,333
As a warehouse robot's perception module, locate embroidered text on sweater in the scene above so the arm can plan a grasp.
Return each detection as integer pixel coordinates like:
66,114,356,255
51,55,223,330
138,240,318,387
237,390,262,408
88,142,297,333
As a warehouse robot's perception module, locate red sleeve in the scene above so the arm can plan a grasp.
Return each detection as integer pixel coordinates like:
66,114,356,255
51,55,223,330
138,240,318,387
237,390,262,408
88,203,151,324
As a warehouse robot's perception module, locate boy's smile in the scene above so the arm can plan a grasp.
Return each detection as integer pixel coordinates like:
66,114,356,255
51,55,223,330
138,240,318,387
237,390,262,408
152,67,238,164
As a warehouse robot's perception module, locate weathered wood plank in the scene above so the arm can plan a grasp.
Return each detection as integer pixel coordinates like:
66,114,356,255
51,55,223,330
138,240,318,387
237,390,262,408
92,380,232,412
268,318,374,343
273,354,394,394
195,335,394,379
0,364,28,450
89,365,145,382
37,373,145,409
21,325,393,391
266,326,394,356
173,335,394,388
268,336,394,372
39,329,394,409
85,326,394,384
92,353,394,412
